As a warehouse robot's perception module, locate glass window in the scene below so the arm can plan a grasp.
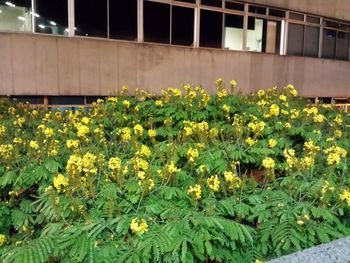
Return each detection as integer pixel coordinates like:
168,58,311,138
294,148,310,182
172,6,194,46
11,96,44,104
224,14,243,51
287,23,304,56
75,0,107,37
306,16,320,24
109,0,137,41
200,10,222,48
269,9,285,18
322,29,336,59
176,0,196,3
201,0,222,7
336,31,349,60
324,20,339,28
249,5,266,15
304,26,319,57
144,1,170,44
35,0,68,35
0,0,32,32
225,2,244,11
247,17,266,52
48,96,85,105
289,13,304,21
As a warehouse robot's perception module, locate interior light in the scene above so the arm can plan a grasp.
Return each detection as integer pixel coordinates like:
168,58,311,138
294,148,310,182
0,10,2,14
38,24,45,29
65,28,69,33
30,11,40,18
5,2,15,7
17,16,26,21
50,21,56,26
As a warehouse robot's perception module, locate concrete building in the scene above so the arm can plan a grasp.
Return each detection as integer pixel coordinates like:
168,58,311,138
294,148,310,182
0,0,350,106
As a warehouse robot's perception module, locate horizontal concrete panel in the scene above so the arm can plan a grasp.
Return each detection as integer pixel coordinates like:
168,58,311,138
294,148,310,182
1,33,350,98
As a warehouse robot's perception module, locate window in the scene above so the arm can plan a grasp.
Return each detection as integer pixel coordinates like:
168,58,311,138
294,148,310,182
287,23,304,55
224,14,244,51
75,0,107,37
322,29,336,59
0,0,32,32
249,5,266,15
11,96,44,104
201,0,222,7
144,1,170,44
304,26,319,57
48,96,85,105
247,17,266,52
269,9,285,18
172,6,194,46
306,16,320,24
35,0,68,35
176,0,196,3
225,2,244,11
289,13,304,21
200,10,222,48
336,31,349,60
109,0,137,41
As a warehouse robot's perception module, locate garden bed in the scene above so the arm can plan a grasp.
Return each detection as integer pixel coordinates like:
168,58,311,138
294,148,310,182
0,81,349,262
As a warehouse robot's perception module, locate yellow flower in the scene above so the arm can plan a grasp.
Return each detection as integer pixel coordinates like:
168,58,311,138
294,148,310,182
223,104,231,113
268,139,278,148
167,161,179,174
81,117,90,125
297,220,304,225
0,234,6,246
257,90,265,98
184,127,193,137
313,114,326,123
137,171,146,180
77,124,89,138
262,157,275,169
136,145,152,158
0,144,14,160
108,157,121,170
284,123,291,129
207,175,220,192
0,125,7,136
340,189,350,206
327,153,341,165
269,104,280,117
53,174,69,192
334,130,342,138
66,154,83,176
245,137,256,146
187,147,199,162
155,100,163,107
230,80,237,90
334,115,343,125
224,171,241,189
130,218,149,234
30,140,39,150
279,95,287,102
255,260,263,263
131,157,149,171
121,127,131,142
82,153,98,175
13,137,23,144
133,124,144,136
188,184,202,200
123,100,131,108
147,178,155,191
66,139,79,149
148,129,157,138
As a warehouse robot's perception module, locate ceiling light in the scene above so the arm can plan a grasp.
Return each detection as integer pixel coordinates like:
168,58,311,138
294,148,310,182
5,2,15,7
17,16,25,21
38,24,45,29
50,21,56,26
30,11,40,18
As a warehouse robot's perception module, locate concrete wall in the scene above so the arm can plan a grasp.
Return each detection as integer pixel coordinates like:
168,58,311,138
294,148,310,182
247,0,350,21
0,32,350,98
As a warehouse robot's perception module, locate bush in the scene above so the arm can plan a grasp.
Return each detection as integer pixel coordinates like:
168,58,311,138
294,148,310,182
0,81,349,263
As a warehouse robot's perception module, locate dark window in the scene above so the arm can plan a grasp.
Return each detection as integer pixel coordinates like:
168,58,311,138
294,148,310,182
247,17,267,52
11,96,44,104
225,1,244,11
224,14,244,50
249,5,266,15
176,0,196,3
200,10,222,48
269,9,285,17
322,29,336,59
75,0,107,37
12,0,31,8
109,0,137,41
304,26,319,57
289,13,304,21
306,16,320,24
172,6,194,46
0,0,32,32
287,23,304,55
86,96,105,104
201,0,222,7
35,0,68,35
48,96,85,105
336,31,349,60
324,20,339,28
144,1,170,43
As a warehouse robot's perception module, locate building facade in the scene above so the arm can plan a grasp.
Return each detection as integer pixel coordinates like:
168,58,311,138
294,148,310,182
0,0,350,105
